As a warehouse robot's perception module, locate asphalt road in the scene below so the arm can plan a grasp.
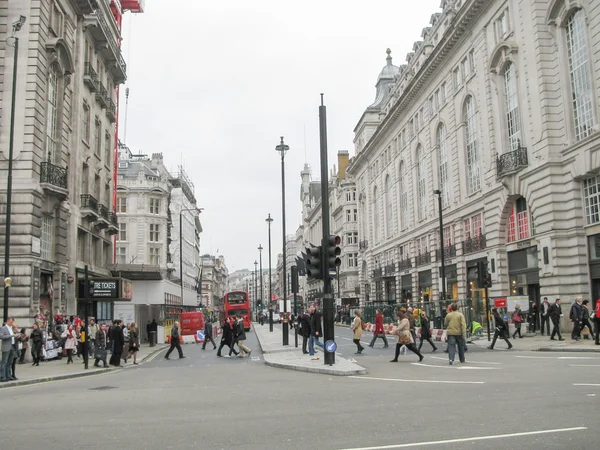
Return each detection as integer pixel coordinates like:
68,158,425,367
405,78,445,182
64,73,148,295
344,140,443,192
1,324,598,450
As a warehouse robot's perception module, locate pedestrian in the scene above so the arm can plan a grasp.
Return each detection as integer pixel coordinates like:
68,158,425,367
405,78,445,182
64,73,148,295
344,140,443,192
444,302,466,365
418,311,437,352
217,317,239,357
549,298,564,341
149,319,158,346
369,309,389,349
94,323,109,368
540,297,551,336
390,311,423,362
77,321,84,359
165,322,185,360
570,297,583,341
146,320,152,342
529,301,538,333
61,324,77,364
88,319,98,359
122,323,131,363
126,323,140,365
512,304,524,339
17,327,28,364
298,312,311,354
580,300,594,339
233,316,252,358
488,308,512,350
29,323,43,366
110,320,124,367
0,317,17,382
351,310,365,354
10,325,20,380
202,319,217,350
308,304,324,360
406,307,417,344
594,300,600,345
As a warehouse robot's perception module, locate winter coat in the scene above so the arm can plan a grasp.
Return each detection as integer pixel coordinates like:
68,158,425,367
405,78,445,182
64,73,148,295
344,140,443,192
30,329,43,350
374,314,385,335
444,311,466,337
351,317,363,339
420,317,431,339
397,318,413,344
61,330,77,350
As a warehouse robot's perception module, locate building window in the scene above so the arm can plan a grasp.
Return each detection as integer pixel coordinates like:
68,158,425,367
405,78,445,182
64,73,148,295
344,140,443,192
149,247,160,265
385,176,393,237
507,197,530,242
443,226,454,248
346,232,358,245
353,209,358,222
496,9,510,42
465,96,481,194
417,145,427,220
45,67,58,162
41,215,53,260
117,196,127,213
453,67,462,89
399,162,408,230
441,82,447,104
464,213,483,240
49,2,64,37
503,62,522,152
149,198,161,214
94,117,101,155
118,223,127,241
583,175,600,224
566,10,594,141
461,57,469,80
116,246,127,264
149,224,160,242
345,209,352,222
469,50,476,74
429,96,435,116
82,103,90,144
416,236,428,257
348,253,358,268
104,132,111,166
346,191,352,202
373,187,380,242
437,124,450,208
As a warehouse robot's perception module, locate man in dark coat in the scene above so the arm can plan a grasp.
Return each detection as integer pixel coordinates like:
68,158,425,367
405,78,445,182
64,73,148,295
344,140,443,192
298,312,311,354
202,319,216,350
165,321,185,360
218,317,238,357
549,299,564,341
109,320,124,367
308,304,324,360
94,323,109,368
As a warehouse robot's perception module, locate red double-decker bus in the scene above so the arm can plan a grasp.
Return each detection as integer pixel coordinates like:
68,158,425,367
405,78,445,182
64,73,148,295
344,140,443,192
223,290,251,331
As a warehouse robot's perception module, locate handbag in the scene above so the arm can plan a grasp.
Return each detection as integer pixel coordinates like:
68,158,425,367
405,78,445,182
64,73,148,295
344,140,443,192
398,334,411,345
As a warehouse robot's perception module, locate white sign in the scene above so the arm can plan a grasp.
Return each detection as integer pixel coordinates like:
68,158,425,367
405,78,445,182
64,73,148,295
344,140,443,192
32,237,41,255
507,296,529,313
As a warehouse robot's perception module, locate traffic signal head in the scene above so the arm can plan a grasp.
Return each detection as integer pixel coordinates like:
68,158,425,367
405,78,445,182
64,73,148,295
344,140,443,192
305,246,323,280
326,235,342,270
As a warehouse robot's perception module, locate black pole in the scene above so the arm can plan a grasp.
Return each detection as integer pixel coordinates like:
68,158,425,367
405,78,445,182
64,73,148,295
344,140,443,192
485,285,491,341
258,245,263,314
3,36,19,323
434,191,446,304
266,214,273,332
84,265,90,369
276,138,289,346
291,266,298,348
254,261,258,319
319,94,335,366
180,211,184,306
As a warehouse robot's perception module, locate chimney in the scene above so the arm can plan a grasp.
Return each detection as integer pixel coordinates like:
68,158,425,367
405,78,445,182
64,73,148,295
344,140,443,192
338,150,349,182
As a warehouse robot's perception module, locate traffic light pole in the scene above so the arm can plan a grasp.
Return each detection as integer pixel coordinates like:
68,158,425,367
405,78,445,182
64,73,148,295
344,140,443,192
84,265,90,370
291,266,298,348
319,94,335,366
485,285,490,341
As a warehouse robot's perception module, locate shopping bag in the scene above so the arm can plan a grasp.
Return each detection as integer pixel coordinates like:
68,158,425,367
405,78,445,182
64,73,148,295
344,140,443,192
399,345,407,355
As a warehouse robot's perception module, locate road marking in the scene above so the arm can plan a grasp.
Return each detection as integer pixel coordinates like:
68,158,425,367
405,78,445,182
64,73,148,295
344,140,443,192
515,356,600,360
348,376,484,385
569,364,600,367
558,356,600,360
430,356,500,365
573,383,600,386
412,362,500,370
337,426,587,450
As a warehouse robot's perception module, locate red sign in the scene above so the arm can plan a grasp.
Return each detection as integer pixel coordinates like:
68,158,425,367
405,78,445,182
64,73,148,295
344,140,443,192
494,297,507,308
67,276,74,283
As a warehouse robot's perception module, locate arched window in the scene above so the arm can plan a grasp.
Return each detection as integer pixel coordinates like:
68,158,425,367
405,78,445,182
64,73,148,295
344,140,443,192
417,145,427,220
373,187,380,243
437,124,450,207
385,175,393,237
503,62,522,151
566,9,594,141
45,66,59,162
399,162,408,230
465,96,481,194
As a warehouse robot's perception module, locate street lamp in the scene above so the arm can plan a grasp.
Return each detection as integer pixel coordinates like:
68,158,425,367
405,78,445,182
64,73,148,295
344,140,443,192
253,260,258,318
180,207,203,308
275,137,290,346
3,16,26,323
266,213,273,332
434,190,446,305
258,245,263,313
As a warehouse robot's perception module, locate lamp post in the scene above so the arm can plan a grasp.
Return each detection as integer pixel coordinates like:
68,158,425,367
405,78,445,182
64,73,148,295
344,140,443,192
275,137,290,346
266,213,274,332
253,260,258,319
434,190,447,308
258,245,263,314
3,16,26,323
180,207,202,308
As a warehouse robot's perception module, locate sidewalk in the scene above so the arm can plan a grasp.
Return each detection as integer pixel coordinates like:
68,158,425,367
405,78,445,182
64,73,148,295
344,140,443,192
470,334,600,352
0,343,168,389
253,323,367,376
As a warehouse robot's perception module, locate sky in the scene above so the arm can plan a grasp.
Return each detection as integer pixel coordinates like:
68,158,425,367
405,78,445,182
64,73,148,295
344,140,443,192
118,0,442,272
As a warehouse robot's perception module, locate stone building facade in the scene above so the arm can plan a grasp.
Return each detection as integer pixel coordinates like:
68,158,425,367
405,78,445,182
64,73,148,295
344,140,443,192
347,0,600,325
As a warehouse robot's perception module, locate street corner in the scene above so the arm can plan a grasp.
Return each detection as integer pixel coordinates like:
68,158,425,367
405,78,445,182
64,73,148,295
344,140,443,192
263,352,367,376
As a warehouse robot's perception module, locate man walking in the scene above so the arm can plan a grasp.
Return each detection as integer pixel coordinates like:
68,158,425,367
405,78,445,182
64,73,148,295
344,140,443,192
88,319,98,359
549,298,565,341
94,323,109,368
165,321,185,360
110,320,124,367
298,311,311,354
234,316,251,358
570,297,583,340
369,309,389,348
308,304,324,360
529,301,538,333
0,317,16,382
202,319,217,350
444,303,466,365
540,297,551,336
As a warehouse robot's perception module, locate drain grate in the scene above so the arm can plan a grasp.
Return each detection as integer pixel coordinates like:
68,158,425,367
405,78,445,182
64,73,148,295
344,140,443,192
89,386,118,391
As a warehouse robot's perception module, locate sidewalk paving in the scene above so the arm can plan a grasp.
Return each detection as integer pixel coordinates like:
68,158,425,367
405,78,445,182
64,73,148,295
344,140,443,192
0,344,168,389
253,323,367,376
470,334,600,352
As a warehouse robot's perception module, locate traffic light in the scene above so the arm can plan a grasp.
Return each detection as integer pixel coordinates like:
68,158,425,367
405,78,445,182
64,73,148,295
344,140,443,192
326,235,342,272
86,280,95,298
483,266,492,288
305,245,323,280
477,261,492,288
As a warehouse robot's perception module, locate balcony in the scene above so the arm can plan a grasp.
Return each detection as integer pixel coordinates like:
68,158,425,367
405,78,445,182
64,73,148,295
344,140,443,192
74,0,98,14
95,83,109,108
40,162,68,200
416,252,431,267
83,63,99,92
436,244,457,261
95,204,110,229
83,3,127,83
359,240,369,251
80,194,99,220
105,98,116,122
462,234,487,255
497,145,528,177
107,212,119,235
398,258,412,271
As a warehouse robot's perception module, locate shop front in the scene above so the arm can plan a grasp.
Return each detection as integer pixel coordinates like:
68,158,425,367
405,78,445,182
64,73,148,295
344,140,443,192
588,234,600,308
507,246,540,310
466,257,487,326
443,264,458,300
418,270,432,303
400,274,412,303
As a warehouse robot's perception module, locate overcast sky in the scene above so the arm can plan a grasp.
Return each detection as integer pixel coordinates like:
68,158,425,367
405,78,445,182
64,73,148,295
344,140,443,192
118,0,442,272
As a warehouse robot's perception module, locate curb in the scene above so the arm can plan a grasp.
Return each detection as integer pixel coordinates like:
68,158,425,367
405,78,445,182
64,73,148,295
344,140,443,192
263,359,368,376
537,347,600,353
0,345,168,390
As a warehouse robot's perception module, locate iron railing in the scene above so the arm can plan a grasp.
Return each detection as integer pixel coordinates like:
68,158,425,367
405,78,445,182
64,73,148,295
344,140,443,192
40,162,68,189
462,234,486,254
83,62,98,92
109,212,118,227
436,243,457,260
98,204,109,221
398,258,412,271
497,145,528,177
416,252,431,266
106,98,116,122
96,83,108,107
81,194,99,212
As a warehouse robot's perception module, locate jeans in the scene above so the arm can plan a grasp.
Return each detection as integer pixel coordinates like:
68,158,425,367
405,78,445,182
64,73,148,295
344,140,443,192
447,335,465,363
308,335,323,356
0,351,10,380
369,333,388,347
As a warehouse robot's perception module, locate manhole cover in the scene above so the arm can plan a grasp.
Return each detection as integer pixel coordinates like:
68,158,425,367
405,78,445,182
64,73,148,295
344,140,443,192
89,386,118,391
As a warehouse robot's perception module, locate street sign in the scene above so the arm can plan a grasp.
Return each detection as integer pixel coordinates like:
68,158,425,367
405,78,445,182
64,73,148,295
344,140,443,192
325,340,337,353
197,330,205,342
494,297,507,308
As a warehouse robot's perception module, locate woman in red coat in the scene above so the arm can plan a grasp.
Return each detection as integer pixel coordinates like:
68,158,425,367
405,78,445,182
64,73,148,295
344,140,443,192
368,309,389,348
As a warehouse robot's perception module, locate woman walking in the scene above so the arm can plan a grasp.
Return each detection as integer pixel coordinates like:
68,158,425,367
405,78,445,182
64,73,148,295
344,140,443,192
17,327,29,364
217,317,239,357
30,323,43,366
418,311,437,352
390,312,424,362
62,324,77,364
512,304,524,339
126,323,140,365
488,308,512,350
351,310,365,354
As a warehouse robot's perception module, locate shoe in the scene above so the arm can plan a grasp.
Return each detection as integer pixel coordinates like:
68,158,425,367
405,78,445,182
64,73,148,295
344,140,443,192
103,364,109,368
559,338,565,341
311,357,319,360
0,379,7,382
93,363,100,367
179,356,186,359
114,365,123,368
10,377,17,380
432,347,437,352
508,345,513,349
460,360,466,364
202,348,205,351
247,350,252,358
384,345,389,348
32,363,36,366
213,347,217,350
449,361,454,365
238,355,245,358
164,356,170,360
419,355,424,362
487,346,494,350
390,359,398,362
133,362,139,365
550,338,556,340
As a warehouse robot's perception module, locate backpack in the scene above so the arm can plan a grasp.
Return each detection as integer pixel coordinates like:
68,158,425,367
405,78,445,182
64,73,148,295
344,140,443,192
595,303,600,319
569,305,574,320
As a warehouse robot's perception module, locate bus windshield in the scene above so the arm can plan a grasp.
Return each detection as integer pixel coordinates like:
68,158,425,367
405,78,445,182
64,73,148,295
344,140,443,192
227,292,247,304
